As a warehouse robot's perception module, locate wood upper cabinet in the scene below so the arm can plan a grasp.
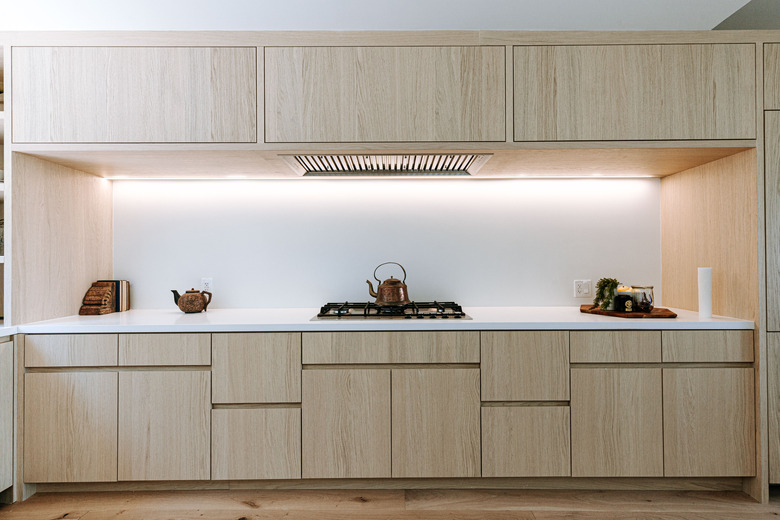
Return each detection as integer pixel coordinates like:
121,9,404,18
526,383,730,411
24,372,118,483
765,44,780,109
0,341,13,491
265,46,505,143
118,371,210,481
481,331,569,401
212,333,301,404
514,44,755,141
766,111,780,331
663,368,755,476
12,47,257,143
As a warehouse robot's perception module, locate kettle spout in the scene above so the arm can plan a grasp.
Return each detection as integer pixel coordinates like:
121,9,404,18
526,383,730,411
366,280,378,298
171,290,180,305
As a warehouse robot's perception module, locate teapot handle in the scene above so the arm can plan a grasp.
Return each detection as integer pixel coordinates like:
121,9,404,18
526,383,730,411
202,291,213,311
373,262,407,283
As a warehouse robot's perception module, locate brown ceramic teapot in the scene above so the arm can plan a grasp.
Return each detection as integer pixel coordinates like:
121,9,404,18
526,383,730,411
172,288,212,313
366,262,411,306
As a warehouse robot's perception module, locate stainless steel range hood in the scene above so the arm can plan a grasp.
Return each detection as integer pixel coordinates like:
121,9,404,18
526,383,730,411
280,153,492,177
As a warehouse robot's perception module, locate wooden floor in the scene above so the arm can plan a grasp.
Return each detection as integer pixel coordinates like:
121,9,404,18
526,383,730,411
2,489,780,519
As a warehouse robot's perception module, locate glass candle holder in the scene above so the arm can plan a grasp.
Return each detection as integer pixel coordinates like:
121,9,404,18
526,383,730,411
632,286,654,312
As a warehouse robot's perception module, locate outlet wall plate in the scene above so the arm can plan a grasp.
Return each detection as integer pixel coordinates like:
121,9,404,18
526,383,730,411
201,277,213,292
574,279,592,298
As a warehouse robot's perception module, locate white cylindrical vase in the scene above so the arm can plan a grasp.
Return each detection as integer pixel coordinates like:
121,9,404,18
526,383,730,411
698,267,713,319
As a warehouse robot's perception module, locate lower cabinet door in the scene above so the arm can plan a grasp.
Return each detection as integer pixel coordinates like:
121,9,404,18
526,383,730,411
571,367,663,477
0,341,13,490
482,406,571,477
212,408,301,480
302,369,391,478
24,372,118,483
118,371,210,480
392,368,481,478
663,367,755,476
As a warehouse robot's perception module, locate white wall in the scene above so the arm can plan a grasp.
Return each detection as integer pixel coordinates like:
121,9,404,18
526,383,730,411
113,178,661,309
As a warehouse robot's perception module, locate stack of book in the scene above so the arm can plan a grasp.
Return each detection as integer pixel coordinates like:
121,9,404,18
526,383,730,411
78,280,130,315
99,280,130,312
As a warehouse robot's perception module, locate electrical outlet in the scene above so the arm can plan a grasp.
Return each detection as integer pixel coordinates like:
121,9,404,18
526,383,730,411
574,279,592,298
201,277,213,292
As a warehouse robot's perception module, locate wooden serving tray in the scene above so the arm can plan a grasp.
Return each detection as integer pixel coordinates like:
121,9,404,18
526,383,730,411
580,304,677,319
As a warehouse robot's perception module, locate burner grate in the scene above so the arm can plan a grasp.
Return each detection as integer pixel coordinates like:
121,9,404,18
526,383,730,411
315,301,469,320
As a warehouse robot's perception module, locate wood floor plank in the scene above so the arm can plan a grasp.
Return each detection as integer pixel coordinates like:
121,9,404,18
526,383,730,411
77,512,535,520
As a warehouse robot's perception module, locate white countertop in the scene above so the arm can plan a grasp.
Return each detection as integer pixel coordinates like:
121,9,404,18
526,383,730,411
12,306,754,333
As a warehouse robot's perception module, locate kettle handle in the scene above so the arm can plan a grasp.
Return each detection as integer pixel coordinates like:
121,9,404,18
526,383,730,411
202,291,213,312
373,262,407,283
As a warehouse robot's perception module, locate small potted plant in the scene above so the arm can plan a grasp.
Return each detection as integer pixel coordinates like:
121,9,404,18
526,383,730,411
593,277,619,310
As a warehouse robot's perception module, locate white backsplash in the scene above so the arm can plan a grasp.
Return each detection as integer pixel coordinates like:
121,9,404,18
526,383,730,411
113,178,661,309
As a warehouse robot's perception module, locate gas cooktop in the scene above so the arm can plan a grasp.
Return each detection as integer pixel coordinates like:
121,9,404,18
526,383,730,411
314,301,470,320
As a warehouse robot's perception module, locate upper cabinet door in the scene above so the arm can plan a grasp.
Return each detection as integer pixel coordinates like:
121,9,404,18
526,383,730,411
764,44,780,109
265,46,506,143
514,44,755,141
12,47,257,143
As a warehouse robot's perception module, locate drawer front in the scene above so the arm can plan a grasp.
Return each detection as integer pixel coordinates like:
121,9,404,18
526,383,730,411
570,331,661,363
119,334,211,366
302,331,479,364
481,331,569,401
25,334,118,367
663,330,753,363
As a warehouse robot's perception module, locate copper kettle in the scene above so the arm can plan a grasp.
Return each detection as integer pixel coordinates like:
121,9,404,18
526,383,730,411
366,262,411,306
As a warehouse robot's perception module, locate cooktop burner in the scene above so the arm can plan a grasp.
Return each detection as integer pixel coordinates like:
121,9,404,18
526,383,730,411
314,301,470,320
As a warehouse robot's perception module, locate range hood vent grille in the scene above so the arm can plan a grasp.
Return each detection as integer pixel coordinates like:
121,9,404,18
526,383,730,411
281,154,492,176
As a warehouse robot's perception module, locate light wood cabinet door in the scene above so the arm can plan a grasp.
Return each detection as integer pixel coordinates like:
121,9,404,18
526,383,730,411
481,331,569,401
571,368,663,477
302,369,390,478
265,46,505,143
118,371,210,481
570,331,661,363
765,44,780,109
25,334,118,367
766,111,780,331
0,341,13,491
119,333,211,366
392,369,480,478
12,47,257,143
212,408,301,480
213,333,301,404
663,368,755,476
770,333,780,483
514,44,755,141
662,330,753,363
482,406,570,477
24,372,118,483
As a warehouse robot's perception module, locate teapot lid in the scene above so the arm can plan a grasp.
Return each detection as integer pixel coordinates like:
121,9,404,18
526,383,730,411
185,288,201,293
381,277,405,286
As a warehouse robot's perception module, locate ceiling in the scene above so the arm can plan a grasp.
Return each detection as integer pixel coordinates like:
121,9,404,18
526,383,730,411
0,0,774,31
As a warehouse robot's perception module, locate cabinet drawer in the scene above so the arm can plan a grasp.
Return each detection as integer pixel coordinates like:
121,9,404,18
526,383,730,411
302,331,479,364
570,331,661,363
481,331,569,401
662,330,753,362
119,334,211,366
25,334,118,367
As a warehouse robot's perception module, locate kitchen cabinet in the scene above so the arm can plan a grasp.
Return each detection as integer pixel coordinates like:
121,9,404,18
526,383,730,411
571,367,663,477
24,372,117,483
212,332,300,404
766,111,780,331
302,369,390,478
118,370,210,481
514,44,755,141
662,330,753,363
663,368,755,476
765,44,780,109
119,333,210,366
25,333,118,367
212,408,301,480
264,46,505,143
12,47,257,143
0,340,13,491
481,331,569,401
570,331,661,363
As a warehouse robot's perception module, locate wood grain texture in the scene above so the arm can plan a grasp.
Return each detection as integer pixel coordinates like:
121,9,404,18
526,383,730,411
765,44,780,109
481,406,570,477
11,153,112,325
302,331,479,365
0,341,12,491
661,149,758,324
571,368,663,477
769,333,780,483
23,372,117,483
480,331,569,401
211,408,301,480
302,369,390,479
570,331,661,363
392,369,480,478
265,46,505,143
119,333,210,366
212,333,301,404
765,112,780,330
12,47,257,143
664,368,756,477
514,44,755,141
24,334,117,367
118,371,210,481
662,330,754,363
